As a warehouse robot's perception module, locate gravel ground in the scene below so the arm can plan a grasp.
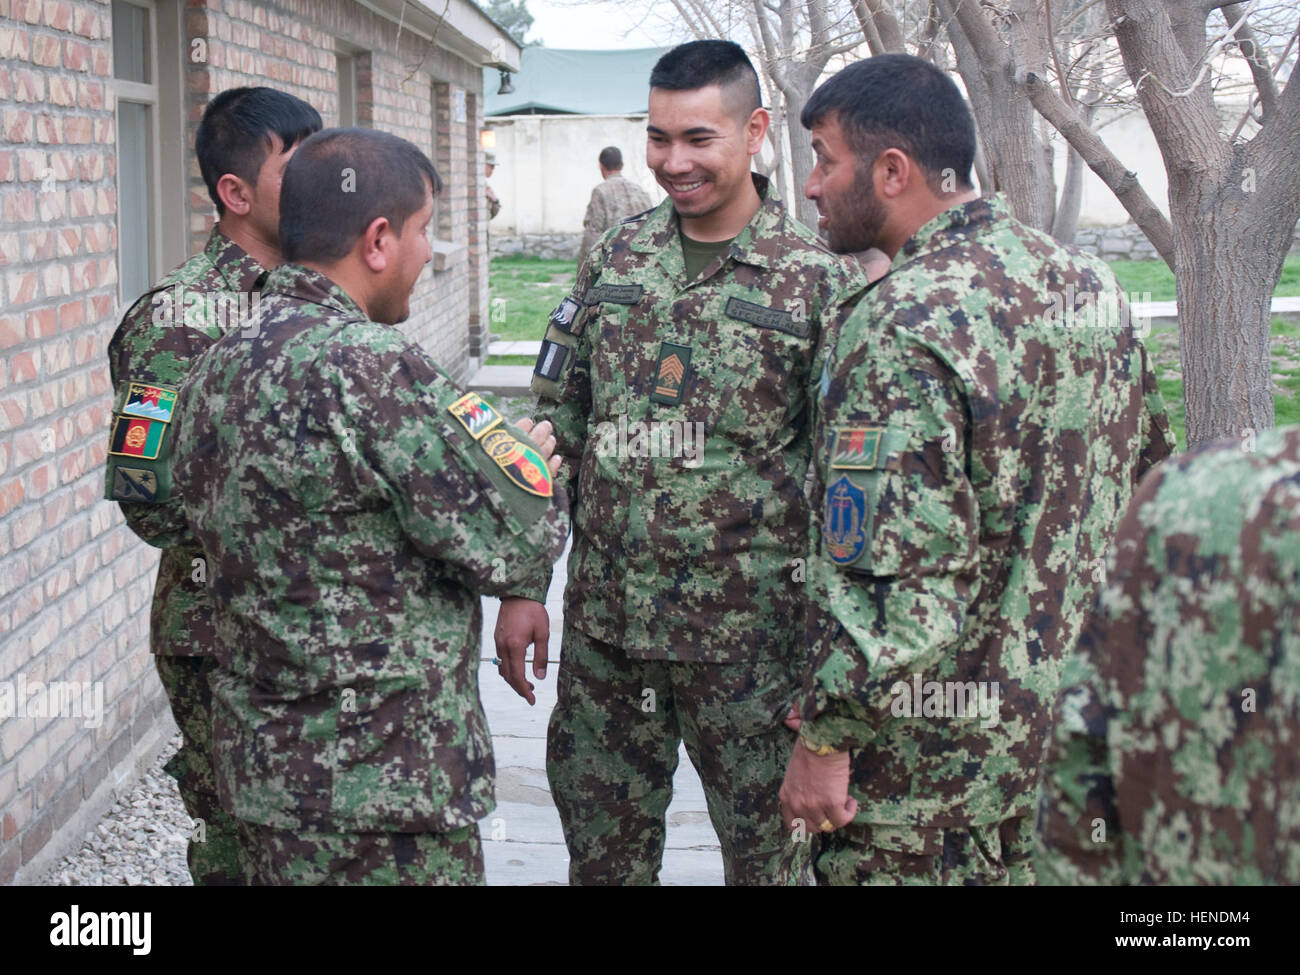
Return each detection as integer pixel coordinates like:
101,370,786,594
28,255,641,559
38,734,192,887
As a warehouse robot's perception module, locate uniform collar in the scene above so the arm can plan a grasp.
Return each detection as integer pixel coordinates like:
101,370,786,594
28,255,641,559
894,194,1007,267
629,172,786,280
206,224,271,294
262,263,369,321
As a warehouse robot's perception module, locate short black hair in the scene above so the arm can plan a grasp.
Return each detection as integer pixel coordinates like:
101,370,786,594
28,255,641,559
649,40,761,122
598,146,623,170
801,54,975,194
280,128,442,264
196,87,322,216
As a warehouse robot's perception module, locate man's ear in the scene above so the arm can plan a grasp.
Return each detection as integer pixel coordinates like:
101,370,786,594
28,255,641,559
875,147,912,201
745,107,770,155
215,173,253,217
359,216,394,273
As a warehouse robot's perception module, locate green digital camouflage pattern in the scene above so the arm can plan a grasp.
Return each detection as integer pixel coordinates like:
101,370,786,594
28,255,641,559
239,820,484,886
530,173,863,663
172,262,569,835
546,623,811,885
815,815,1035,885
1035,425,1300,885
800,195,1176,837
155,655,248,885
106,225,267,885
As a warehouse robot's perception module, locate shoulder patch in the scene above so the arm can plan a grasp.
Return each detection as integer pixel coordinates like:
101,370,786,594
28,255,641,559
584,284,643,306
121,383,178,423
831,427,884,470
725,296,808,338
447,391,504,440
549,296,583,333
109,416,166,460
480,429,553,497
111,467,159,502
824,475,867,565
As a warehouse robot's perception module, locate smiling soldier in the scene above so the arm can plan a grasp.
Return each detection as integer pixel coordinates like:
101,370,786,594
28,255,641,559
494,40,863,886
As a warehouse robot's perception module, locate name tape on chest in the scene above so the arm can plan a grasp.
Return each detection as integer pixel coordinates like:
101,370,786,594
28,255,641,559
724,296,808,338
584,284,644,306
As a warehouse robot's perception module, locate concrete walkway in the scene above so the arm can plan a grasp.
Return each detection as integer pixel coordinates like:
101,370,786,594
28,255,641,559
475,541,725,885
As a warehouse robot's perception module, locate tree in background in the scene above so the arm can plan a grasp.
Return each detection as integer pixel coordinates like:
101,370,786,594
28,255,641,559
487,0,541,47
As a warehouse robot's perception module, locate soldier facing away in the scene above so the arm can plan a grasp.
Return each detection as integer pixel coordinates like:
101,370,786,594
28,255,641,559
497,39,863,885
172,128,569,885
577,146,654,266
1036,426,1300,885
779,54,1176,885
104,87,322,885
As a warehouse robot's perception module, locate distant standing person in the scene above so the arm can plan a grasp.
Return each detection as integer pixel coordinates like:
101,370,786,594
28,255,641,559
578,146,653,265
485,152,501,220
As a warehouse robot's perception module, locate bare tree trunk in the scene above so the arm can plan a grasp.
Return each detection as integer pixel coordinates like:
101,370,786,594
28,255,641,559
1051,144,1085,243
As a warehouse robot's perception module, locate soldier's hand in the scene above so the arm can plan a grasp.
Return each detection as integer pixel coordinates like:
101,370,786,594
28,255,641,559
780,741,857,835
783,702,801,731
494,597,550,706
515,417,562,476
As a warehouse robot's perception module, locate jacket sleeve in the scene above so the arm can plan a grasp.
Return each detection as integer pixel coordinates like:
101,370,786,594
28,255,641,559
105,292,201,549
799,325,982,753
335,340,569,598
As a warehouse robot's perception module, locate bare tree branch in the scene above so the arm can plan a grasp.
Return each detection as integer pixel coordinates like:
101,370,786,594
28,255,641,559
1024,70,1175,264
1221,2,1279,119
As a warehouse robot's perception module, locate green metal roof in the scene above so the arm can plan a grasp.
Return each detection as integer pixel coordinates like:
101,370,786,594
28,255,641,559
484,46,672,116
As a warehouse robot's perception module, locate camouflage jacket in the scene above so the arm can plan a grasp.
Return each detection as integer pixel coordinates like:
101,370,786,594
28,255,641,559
799,195,1175,826
1036,426,1300,884
530,174,862,663
579,174,654,263
105,225,268,656
173,263,570,833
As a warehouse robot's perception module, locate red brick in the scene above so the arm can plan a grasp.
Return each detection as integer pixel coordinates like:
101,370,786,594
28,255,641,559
24,306,54,339
62,37,89,71
0,477,23,517
57,444,86,483
10,503,43,549
91,47,109,76
3,188,37,223
56,299,83,330
30,33,59,68
42,0,73,31
72,5,100,39
25,460,55,499
0,316,20,349
10,66,43,102
12,0,41,24
46,74,73,107
8,349,38,383
0,151,11,182
56,226,81,257
2,109,33,143
34,113,62,144
63,116,91,143
75,151,102,180
76,78,103,110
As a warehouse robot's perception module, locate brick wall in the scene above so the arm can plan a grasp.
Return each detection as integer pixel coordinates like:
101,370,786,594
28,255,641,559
0,0,497,883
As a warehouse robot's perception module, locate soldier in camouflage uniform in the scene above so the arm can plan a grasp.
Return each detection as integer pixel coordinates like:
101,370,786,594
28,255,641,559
495,40,862,885
104,87,321,885
578,146,655,265
780,54,1175,885
172,128,569,886
1036,426,1300,885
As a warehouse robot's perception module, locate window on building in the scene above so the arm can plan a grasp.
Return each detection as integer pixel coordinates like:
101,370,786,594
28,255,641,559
112,0,183,306
337,52,356,127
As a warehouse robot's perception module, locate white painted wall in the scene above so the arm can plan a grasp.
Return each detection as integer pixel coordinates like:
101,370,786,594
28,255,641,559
486,114,666,235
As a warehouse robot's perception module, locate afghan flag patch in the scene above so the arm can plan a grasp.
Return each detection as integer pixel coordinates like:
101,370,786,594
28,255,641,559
448,391,504,440
109,416,166,459
831,427,884,469
480,429,553,497
121,383,178,423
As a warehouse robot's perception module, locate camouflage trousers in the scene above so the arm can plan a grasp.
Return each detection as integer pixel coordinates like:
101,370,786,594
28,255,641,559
813,816,1037,885
238,821,485,885
546,623,811,886
154,654,246,885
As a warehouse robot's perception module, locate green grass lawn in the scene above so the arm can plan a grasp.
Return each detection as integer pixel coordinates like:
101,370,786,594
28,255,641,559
487,257,576,347
1109,255,1300,303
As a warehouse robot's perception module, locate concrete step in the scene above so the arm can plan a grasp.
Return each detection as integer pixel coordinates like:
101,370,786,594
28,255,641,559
469,364,535,397
489,340,543,356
